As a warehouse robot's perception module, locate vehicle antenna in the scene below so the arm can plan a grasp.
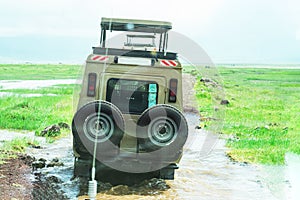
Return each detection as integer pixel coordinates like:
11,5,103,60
88,17,113,200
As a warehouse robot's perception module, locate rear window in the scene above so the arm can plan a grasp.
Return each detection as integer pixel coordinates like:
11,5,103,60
106,78,158,114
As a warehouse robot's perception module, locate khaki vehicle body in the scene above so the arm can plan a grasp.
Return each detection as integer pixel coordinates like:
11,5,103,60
72,18,188,184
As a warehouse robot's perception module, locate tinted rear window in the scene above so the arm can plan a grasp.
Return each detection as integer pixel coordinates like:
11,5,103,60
106,78,158,114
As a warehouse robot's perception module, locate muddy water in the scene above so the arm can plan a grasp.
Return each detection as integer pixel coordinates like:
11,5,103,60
24,112,297,200
167,113,275,200
26,135,78,199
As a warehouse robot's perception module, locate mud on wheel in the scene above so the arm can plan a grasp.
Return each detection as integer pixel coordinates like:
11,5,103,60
137,105,188,157
72,100,124,158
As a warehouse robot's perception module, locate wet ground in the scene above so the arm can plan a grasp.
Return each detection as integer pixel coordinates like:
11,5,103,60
5,112,293,200
1,77,300,199
0,79,76,97
0,79,75,90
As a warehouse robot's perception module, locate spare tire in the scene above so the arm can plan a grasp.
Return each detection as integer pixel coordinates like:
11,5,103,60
137,105,188,154
72,100,124,158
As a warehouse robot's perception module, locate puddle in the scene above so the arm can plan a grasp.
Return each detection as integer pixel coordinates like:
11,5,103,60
0,129,47,147
0,92,57,98
0,79,75,90
167,113,277,200
257,153,300,200
26,134,77,199
0,79,76,97
285,153,300,199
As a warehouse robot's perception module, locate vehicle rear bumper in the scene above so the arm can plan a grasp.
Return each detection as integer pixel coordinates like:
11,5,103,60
74,157,179,184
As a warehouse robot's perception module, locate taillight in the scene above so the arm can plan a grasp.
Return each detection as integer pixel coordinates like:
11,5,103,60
87,73,97,97
168,79,178,103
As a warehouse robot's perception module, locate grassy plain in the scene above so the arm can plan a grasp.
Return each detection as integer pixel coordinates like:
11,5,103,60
1,64,299,165
0,64,80,132
0,64,80,80
0,64,80,163
0,94,73,131
193,66,300,164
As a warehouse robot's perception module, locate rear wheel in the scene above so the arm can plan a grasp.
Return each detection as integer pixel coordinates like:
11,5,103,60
137,105,188,157
72,101,124,158
147,116,178,147
83,112,114,143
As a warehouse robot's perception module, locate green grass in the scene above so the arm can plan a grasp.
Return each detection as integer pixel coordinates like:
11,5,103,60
0,64,81,80
0,94,73,132
0,64,79,133
1,137,40,152
0,137,40,164
194,67,300,164
0,64,80,133
0,64,80,163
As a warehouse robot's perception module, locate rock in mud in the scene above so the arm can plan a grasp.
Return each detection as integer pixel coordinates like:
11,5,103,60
46,175,63,184
47,162,64,167
19,155,35,165
32,160,46,169
47,158,64,167
28,142,42,149
195,125,202,129
220,99,230,105
106,185,130,195
200,78,213,83
38,158,47,162
58,122,70,129
98,182,113,191
41,124,61,136
132,178,170,195
200,78,219,87
52,157,59,162
144,178,170,190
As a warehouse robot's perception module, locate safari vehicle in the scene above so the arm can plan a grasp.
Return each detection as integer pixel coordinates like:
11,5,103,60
72,17,188,184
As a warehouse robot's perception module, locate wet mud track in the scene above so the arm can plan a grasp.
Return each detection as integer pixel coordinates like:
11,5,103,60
24,112,287,200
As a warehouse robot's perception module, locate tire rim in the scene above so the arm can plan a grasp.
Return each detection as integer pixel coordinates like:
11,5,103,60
83,113,114,142
148,117,178,147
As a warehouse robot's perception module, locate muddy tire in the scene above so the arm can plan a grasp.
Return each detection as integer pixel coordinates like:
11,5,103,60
72,101,124,158
137,105,188,155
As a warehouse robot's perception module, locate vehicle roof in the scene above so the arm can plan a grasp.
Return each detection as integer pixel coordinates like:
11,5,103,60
101,17,172,33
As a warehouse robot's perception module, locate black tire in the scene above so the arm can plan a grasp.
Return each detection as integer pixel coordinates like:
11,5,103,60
72,100,124,158
137,105,188,155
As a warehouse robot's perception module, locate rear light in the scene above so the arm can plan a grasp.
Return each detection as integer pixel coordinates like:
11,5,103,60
168,79,178,103
87,73,97,97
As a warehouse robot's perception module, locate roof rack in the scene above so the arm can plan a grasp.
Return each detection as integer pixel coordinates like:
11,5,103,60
101,17,172,33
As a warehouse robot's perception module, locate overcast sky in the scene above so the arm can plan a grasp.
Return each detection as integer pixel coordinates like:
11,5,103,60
0,0,299,64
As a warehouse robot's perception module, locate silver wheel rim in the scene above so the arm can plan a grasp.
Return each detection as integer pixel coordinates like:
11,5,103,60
83,112,114,142
148,117,178,146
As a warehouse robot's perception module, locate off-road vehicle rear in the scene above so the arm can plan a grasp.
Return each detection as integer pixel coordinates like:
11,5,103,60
72,17,188,184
